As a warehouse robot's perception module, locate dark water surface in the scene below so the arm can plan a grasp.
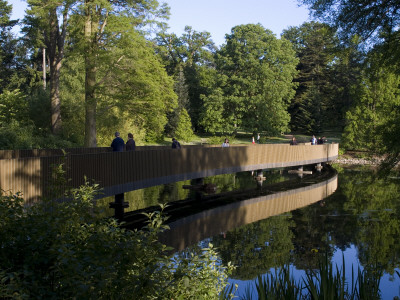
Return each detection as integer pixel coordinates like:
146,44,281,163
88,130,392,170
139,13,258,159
99,165,400,299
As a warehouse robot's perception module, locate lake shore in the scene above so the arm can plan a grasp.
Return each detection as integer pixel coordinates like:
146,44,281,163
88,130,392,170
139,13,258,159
334,156,383,166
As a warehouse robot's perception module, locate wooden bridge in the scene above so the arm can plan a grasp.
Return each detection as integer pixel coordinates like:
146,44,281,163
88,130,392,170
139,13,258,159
0,143,338,205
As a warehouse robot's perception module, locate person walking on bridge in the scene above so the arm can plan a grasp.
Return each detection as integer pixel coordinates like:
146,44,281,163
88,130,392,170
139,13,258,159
172,138,181,149
111,132,125,152
290,136,298,145
222,138,230,147
310,135,317,145
126,133,136,151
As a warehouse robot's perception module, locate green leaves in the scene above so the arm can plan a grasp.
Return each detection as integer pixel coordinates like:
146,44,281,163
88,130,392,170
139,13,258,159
200,24,298,135
0,180,233,299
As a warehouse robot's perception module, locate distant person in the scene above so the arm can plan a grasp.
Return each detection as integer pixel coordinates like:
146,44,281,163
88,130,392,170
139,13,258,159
318,136,327,145
257,133,260,144
126,133,136,151
222,138,230,147
290,136,298,145
310,135,317,145
252,136,255,144
318,136,327,144
111,132,125,152
172,138,181,149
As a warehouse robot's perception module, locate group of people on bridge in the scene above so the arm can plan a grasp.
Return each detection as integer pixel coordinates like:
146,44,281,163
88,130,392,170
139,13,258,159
290,135,327,145
111,132,328,151
110,132,136,152
111,132,182,151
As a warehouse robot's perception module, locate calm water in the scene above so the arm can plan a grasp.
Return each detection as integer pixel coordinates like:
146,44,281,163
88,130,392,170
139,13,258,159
99,165,400,299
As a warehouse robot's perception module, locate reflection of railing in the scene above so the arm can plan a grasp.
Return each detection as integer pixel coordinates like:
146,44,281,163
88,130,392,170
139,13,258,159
0,143,338,204
159,173,338,251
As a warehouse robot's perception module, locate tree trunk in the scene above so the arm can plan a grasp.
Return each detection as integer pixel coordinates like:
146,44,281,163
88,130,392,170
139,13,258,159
84,2,97,147
50,56,62,135
48,8,62,135
42,47,46,90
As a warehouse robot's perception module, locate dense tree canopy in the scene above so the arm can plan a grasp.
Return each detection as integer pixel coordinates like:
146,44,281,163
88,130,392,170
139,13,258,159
200,24,298,135
298,0,400,42
283,22,363,133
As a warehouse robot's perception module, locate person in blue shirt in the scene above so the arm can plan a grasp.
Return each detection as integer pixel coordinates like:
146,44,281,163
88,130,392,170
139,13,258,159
171,138,181,149
111,132,125,152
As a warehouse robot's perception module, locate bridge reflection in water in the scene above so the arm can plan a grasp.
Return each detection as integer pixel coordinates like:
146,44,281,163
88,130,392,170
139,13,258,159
159,172,338,251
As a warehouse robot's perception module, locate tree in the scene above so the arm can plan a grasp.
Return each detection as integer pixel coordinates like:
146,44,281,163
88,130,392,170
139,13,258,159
342,51,400,151
174,107,193,142
71,0,171,146
156,26,216,131
60,28,177,145
201,24,298,135
0,0,23,92
24,0,74,135
283,22,349,133
298,0,400,43
297,0,400,168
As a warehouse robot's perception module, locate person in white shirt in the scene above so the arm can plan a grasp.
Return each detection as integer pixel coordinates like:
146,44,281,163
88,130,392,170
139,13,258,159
222,138,230,147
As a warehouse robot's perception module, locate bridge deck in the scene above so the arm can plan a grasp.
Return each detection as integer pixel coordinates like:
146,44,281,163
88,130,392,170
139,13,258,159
0,143,338,203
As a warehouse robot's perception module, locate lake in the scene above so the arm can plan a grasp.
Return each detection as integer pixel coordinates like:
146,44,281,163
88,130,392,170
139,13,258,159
99,164,400,299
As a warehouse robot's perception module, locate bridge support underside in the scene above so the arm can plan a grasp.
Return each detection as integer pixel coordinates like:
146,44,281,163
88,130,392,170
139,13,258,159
102,155,338,199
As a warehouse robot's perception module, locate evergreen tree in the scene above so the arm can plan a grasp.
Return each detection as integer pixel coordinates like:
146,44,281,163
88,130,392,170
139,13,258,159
283,22,340,134
174,107,193,142
0,0,23,92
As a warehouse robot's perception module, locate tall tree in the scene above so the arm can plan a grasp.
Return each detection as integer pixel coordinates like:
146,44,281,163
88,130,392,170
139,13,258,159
298,0,400,168
25,0,74,135
156,26,216,131
342,51,400,151
200,24,298,135
282,22,359,133
73,0,170,146
0,0,21,92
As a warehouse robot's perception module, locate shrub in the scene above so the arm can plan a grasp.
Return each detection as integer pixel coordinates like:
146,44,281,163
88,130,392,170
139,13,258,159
0,180,234,299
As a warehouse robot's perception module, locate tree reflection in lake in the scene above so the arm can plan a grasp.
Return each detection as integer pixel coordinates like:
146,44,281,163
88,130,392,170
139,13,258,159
205,167,400,299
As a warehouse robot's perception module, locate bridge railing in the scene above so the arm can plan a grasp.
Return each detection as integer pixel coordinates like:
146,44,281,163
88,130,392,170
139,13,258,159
0,143,338,204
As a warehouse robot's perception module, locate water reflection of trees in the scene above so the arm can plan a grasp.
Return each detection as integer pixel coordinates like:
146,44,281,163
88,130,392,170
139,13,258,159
201,168,400,280
339,170,400,275
212,216,294,280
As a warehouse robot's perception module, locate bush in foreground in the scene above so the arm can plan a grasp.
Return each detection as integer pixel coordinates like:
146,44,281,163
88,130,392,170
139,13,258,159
0,182,235,299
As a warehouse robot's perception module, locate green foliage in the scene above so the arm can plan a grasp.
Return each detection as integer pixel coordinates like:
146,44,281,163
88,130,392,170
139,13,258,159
0,89,28,126
341,52,400,152
282,22,362,134
156,26,216,131
200,24,298,135
0,180,233,299
174,108,194,142
250,269,302,300
0,120,77,150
